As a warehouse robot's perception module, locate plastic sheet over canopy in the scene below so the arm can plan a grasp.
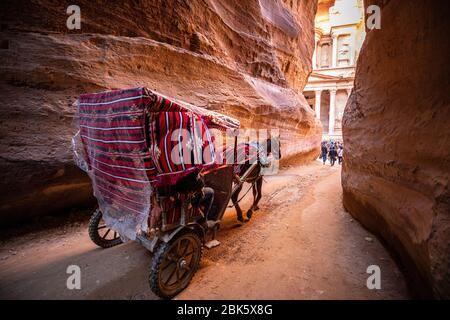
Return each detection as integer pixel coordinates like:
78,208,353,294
73,88,154,240
72,87,240,240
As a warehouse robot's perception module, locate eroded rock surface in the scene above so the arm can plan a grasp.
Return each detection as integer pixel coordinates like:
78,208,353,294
342,0,450,298
0,1,321,225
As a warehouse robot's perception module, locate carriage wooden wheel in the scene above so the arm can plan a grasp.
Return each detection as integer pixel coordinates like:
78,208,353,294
149,231,203,299
88,209,123,248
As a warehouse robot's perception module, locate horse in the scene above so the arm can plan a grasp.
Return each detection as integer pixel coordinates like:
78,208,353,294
227,137,281,222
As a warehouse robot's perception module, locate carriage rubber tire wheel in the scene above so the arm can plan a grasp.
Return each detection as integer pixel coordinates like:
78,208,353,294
88,209,123,248
149,231,203,299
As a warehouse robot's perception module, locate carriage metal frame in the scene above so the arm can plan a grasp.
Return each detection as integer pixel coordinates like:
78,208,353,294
88,149,260,299
79,88,262,298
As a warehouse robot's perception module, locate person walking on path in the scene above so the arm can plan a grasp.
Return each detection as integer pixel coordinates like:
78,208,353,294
338,145,343,165
321,142,328,165
329,143,337,166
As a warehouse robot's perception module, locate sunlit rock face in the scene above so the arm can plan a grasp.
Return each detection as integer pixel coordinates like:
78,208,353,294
342,0,450,298
0,0,321,225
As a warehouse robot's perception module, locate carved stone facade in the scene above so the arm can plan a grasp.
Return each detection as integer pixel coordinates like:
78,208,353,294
304,0,365,140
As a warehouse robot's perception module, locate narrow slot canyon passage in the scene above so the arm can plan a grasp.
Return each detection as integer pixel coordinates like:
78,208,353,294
0,0,448,300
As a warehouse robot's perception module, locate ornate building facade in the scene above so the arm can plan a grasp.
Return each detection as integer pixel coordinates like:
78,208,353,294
304,0,365,140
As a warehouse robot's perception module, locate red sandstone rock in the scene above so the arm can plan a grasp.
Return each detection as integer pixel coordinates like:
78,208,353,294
0,1,321,225
342,0,450,298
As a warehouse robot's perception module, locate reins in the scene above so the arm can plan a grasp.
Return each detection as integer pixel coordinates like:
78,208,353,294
227,182,254,207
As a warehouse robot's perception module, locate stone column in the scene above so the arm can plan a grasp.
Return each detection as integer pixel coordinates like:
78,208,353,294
312,49,317,70
350,31,356,66
331,34,338,68
314,90,322,119
312,31,321,69
329,89,337,135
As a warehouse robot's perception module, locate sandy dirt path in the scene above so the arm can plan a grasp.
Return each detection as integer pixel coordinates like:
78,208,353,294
0,161,409,299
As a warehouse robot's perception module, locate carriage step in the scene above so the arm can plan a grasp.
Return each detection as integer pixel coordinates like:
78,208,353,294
206,220,220,229
205,239,220,249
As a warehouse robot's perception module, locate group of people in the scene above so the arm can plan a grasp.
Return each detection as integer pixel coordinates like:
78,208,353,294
320,140,343,166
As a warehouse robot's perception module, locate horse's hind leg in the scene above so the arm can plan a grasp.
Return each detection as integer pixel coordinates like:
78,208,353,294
247,177,263,220
231,184,245,223
246,183,257,220
253,176,263,210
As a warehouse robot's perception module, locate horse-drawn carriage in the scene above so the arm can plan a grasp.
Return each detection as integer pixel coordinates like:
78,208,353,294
72,87,278,298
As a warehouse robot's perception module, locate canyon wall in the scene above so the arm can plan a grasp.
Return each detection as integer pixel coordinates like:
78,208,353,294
342,0,450,298
0,0,321,226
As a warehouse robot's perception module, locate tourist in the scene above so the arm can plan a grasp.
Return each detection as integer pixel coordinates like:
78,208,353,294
321,141,328,165
338,145,343,165
329,143,337,166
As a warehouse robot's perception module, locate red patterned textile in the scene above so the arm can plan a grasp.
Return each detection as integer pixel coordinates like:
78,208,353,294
77,87,155,219
75,87,240,236
147,93,217,186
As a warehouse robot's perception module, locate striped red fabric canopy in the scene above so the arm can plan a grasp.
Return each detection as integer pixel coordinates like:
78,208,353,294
74,87,240,238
